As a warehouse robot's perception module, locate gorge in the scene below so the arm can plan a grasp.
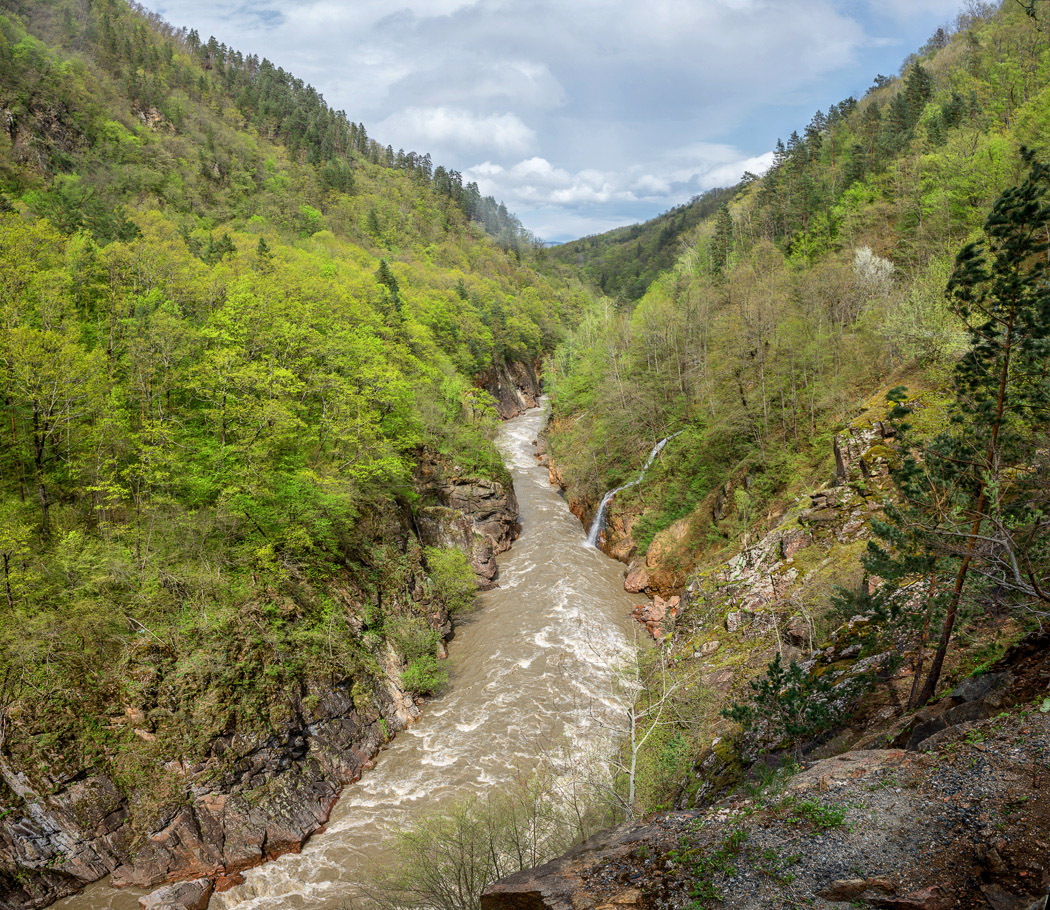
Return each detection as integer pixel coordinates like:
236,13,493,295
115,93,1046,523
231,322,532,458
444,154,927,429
51,401,641,910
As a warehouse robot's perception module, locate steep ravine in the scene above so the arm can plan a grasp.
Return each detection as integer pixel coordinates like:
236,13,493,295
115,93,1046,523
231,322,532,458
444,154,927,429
5,451,520,910
0,367,538,910
27,383,641,910
201,401,640,910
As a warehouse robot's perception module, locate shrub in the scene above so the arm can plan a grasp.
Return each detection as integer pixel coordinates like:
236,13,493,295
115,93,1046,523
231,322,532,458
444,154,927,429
388,614,447,696
425,545,477,615
721,654,859,757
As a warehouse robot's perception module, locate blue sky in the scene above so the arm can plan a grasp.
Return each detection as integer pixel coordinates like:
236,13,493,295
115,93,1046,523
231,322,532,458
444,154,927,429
149,0,969,241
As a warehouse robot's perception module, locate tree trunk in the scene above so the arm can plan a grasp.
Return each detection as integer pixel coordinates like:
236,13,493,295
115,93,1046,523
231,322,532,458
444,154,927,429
915,298,1016,705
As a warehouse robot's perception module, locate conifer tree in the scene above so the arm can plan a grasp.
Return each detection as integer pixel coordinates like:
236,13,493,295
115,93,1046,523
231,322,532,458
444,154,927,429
865,150,1050,705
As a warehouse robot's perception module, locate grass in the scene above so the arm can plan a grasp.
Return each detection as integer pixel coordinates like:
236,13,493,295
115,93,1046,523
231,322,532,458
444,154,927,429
670,826,750,910
768,795,847,830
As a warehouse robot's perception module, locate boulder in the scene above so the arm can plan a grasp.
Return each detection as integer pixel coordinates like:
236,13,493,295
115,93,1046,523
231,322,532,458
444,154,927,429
623,564,649,594
139,879,213,910
786,614,810,646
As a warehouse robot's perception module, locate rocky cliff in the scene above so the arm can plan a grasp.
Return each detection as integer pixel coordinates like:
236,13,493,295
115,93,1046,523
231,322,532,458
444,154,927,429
0,460,521,910
478,361,542,420
413,453,520,590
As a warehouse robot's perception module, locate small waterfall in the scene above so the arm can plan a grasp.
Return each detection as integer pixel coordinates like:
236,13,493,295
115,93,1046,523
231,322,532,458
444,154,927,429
585,431,683,547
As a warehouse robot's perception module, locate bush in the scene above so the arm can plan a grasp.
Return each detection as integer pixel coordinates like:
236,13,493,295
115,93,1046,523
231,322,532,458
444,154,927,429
401,654,446,696
388,614,447,696
721,654,858,757
425,545,477,615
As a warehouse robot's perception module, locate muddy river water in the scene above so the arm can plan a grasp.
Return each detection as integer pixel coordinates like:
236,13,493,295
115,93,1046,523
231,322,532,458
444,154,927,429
57,401,638,910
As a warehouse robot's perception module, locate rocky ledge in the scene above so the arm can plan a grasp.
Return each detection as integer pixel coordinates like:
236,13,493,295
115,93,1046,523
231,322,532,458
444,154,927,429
413,453,521,589
478,360,542,420
0,670,420,910
484,692,1050,910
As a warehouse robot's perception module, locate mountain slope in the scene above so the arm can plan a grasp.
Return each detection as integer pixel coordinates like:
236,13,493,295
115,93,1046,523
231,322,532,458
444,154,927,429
0,2,590,906
542,0,1050,819
546,185,739,301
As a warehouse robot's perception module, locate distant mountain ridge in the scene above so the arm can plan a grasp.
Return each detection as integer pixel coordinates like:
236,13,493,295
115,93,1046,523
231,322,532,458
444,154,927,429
547,185,739,301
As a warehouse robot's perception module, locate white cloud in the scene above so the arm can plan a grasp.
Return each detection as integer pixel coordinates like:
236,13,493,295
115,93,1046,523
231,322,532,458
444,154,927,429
465,145,774,235
151,0,968,239
376,107,536,156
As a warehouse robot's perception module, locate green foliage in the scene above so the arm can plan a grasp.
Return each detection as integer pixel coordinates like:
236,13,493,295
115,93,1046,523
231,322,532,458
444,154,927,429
547,185,739,301
549,1,1050,593
669,827,749,910
0,0,591,809
721,654,856,753
769,795,847,830
388,615,447,696
425,546,477,615
863,150,1050,705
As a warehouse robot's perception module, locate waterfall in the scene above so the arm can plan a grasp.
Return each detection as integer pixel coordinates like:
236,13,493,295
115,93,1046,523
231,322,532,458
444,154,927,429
585,431,683,547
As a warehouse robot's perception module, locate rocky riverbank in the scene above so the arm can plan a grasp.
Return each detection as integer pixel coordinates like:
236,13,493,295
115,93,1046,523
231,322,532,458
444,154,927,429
482,633,1050,910
491,395,1050,910
0,446,524,910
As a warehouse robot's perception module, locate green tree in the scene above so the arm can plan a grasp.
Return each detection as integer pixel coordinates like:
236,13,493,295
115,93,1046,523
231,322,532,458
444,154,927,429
869,151,1050,705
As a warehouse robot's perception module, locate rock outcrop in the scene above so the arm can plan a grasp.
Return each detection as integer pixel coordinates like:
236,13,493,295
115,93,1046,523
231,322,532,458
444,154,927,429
478,360,542,420
484,697,1050,910
413,453,521,589
0,664,420,909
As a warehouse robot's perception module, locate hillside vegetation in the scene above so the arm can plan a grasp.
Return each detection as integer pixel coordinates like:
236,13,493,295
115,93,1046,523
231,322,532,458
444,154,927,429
548,0,1048,562
0,0,588,849
544,0,1050,820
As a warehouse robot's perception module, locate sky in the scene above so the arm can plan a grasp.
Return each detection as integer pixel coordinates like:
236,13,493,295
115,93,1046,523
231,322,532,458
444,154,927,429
148,0,969,242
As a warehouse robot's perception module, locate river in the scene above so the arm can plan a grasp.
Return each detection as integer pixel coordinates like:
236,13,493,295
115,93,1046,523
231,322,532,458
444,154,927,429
55,401,639,910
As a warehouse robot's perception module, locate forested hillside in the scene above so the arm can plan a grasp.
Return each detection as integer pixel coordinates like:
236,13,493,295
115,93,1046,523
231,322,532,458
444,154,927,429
548,0,1048,565
540,0,1050,822
0,1,591,903
546,186,738,301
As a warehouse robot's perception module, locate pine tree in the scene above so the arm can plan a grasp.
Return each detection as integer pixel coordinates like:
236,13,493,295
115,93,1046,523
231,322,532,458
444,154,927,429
867,151,1050,706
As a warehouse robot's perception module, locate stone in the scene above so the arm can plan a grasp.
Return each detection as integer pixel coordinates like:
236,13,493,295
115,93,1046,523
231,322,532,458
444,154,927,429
478,360,541,420
646,517,690,568
949,672,1006,703
818,878,896,901
623,564,649,594
214,872,245,892
412,461,521,589
786,614,809,647
869,887,950,910
701,640,721,656
712,482,731,522
139,878,213,910
725,611,752,633
780,529,813,559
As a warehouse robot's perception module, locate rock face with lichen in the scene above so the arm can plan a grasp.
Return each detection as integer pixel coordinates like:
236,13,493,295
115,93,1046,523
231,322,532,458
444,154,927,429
477,360,542,420
412,452,521,590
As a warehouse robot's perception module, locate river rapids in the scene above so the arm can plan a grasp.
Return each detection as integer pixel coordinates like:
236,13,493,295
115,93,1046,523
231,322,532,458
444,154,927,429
56,400,639,910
